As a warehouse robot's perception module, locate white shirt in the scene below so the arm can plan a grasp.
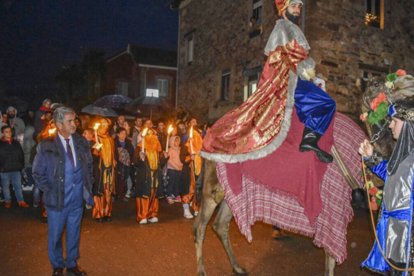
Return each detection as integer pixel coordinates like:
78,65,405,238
58,133,77,167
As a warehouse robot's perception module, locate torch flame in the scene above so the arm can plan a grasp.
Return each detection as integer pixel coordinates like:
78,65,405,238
167,124,174,135
93,123,100,130
142,128,148,137
48,128,57,136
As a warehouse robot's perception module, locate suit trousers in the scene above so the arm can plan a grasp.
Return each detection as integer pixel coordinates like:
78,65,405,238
46,206,83,269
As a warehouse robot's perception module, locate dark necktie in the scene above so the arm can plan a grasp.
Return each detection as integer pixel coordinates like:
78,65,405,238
65,138,75,167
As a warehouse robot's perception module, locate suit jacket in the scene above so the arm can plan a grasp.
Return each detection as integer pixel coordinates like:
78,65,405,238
32,133,93,211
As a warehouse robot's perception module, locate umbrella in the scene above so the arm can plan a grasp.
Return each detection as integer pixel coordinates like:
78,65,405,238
93,94,132,109
81,104,118,117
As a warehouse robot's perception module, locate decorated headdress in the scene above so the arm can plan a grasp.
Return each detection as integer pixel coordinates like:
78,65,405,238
388,98,414,122
384,71,414,121
386,74,414,122
275,0,303,16
361,70,413,125
360,69,414,144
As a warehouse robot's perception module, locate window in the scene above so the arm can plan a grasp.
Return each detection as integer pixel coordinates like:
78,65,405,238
365,0,384,29
156,78,169,97
249,0,263,38
243,66,261,101
251,0,263,24
247,76,258,100
221,70,231,101
117,81,128,96
146,88,159,98
186,33,194,65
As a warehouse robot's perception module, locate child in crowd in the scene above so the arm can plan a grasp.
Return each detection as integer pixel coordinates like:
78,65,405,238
166,135,183,204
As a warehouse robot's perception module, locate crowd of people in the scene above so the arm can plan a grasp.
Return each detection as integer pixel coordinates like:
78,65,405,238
0,97,207,224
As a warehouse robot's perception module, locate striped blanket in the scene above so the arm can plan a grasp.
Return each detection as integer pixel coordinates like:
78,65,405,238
216,112,365,264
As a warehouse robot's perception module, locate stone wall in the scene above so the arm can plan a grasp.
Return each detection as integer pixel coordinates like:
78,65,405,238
177,0,414,123
307,0,414,117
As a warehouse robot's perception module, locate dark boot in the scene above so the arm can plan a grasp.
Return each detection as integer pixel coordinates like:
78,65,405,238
299,127,333,163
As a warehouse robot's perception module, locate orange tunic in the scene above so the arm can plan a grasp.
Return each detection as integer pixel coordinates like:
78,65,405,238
92,134,116,220
135,130,162,222
181,128,203,212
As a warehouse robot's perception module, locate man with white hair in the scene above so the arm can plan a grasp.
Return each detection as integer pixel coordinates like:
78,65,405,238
33,106,93,276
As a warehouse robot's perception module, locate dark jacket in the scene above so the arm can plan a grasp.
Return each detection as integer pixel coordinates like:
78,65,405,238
32,133,93,211
133,150,167,198
0,139,24,172
157,132,167,152
115,138,134,164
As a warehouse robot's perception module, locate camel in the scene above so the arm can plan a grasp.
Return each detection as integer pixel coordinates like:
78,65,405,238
193,112,366,276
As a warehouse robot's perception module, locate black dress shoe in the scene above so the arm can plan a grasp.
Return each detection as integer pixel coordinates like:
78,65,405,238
52,267,63,276
67,265,87,276
105,216,112,222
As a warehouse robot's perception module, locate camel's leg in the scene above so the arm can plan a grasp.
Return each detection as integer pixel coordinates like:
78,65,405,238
212,201,247,275
193,196,220,276
194,159,223,276
324,251,336,276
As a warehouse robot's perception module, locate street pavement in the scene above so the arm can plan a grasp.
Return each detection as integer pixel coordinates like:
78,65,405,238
0,190,375,275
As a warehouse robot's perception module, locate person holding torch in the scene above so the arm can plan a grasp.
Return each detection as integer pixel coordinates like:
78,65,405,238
92,118,116,223
180,118,203,219
133,119,166,224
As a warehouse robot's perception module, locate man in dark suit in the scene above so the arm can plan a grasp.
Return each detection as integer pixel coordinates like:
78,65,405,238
33,106,93,276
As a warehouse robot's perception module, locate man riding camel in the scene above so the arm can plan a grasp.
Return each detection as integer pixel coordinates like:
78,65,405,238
202,0,336,163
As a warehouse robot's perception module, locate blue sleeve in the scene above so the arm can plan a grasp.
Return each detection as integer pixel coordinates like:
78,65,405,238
370,160,388,182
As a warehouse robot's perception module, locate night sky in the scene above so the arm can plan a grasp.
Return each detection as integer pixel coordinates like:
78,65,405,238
0,0,178,105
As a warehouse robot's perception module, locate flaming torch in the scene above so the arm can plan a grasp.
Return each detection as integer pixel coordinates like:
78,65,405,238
48,128,56,137
93,123,100,143
92,122,103,150
189,126,194,155
141,128,148,153
165,124,174,151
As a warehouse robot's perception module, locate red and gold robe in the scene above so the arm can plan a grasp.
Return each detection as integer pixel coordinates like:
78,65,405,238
202,19,312,163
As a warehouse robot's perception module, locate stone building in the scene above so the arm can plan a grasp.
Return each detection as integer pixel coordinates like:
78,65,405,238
174,0,414,122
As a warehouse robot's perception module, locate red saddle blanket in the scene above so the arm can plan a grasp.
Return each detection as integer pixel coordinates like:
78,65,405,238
223,109,334,224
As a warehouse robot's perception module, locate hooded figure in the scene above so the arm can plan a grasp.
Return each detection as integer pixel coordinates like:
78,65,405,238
360,72,414,275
